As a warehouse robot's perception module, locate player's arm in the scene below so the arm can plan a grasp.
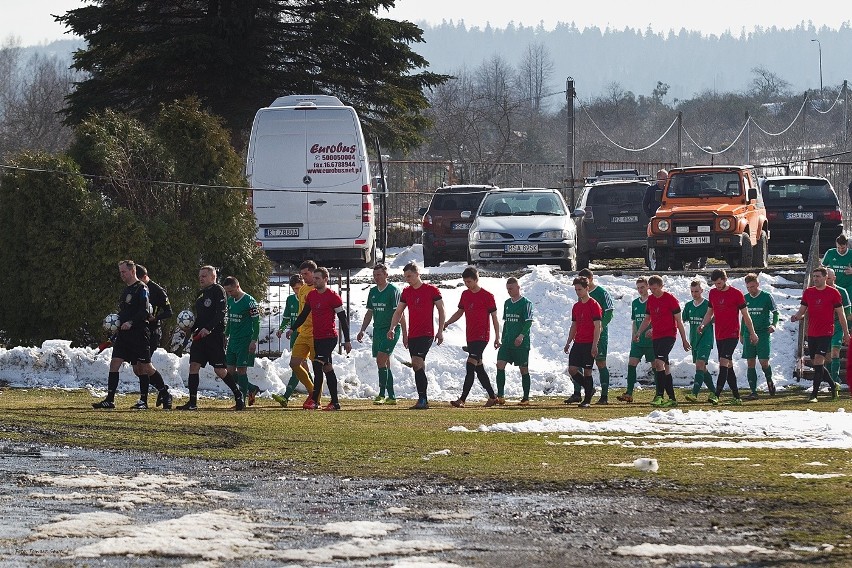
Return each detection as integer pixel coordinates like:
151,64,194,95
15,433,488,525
739,305,758,343
564,321,577,352
790,303,808,322
698,307,714,332
435,298,446,345
591,319,602,358
291,303,312,331
388,301,406,338
249,302,261,352
490,309,501,348
399,312,408,343
444,307,464,330
835,304,850,340
601,308,614,328
335,305,352,353
156,286,173,322
357,310,373,342
675,312,690,350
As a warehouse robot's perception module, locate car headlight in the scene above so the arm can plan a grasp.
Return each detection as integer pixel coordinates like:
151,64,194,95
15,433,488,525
657,219,670,231
719,218,732,230
539,229,571,240
472,231,502,241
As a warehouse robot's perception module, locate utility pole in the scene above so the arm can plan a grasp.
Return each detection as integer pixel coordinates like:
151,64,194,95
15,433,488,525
566,77,576,195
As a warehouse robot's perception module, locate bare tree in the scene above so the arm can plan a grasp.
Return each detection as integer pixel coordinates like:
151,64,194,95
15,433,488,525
517,42,554,113
750,66,791,101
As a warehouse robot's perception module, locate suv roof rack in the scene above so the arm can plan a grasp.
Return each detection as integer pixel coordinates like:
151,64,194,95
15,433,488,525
584,169,649,184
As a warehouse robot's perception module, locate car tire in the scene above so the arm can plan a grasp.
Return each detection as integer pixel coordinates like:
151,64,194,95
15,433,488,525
648,247,669,271
739,234,754,268
576,254,590,270
753,231,768,268
423,245,439,267
559,248,577,272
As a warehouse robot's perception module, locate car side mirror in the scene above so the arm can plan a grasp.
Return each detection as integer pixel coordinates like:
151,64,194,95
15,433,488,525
417,207,427,217
747,187,757,201
572,208,586,218
460,210,472,219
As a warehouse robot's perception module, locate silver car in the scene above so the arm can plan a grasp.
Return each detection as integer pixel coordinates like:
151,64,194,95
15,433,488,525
467,188,577,270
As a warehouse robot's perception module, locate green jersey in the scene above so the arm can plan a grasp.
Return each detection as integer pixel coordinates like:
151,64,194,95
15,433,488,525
366,283,401,331
742,290,778,334
822,248,852,293
501,296,534,349
682,298,712,346
226,293,260,343
589,285,614,329
835,285,851,325
631,296,652,348
279,293,300,331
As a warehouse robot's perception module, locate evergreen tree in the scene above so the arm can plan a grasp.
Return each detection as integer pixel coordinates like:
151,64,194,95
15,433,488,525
57,0,448,152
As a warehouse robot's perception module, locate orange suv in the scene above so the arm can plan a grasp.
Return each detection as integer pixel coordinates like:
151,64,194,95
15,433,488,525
647,165,769,270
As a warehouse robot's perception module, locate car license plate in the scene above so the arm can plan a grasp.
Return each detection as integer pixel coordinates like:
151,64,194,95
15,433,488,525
785,212,814,220
677,236,710,245
611,215,638,223
265,227,299,237
451,222,472,230
505,244,539,253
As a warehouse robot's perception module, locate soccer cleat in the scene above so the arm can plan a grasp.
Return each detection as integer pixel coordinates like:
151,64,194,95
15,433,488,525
247,390,257,407
155,389,165,407
484,397,498,408
808,396,819,403
744,392,759,401
496,397,506,405
616,394,633,403
726,398,743,406
708,394,719,405
767,379,776,396
303,398,319,410
595,397,608,405
650,395,664,407
373,395,385,405
384,398,397,405
160,391,173,410
176,402,198,411
322,402,341,411
92,400,115,409
131,399,148,410
578,401,591,408
450,399,465,408
519,398,530,406
271,393,289,407
831,382,840,401
563,394,582,404
684,394,698,402
234,396,246,411
411,398,429,410
659,398,678,408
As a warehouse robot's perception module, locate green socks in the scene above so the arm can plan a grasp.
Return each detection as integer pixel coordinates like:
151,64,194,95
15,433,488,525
599,366,610,399
747,367,758,394
626,365,637,396
830,359,841,384
496,369,506,398
521,373,531,399
386,367,395,399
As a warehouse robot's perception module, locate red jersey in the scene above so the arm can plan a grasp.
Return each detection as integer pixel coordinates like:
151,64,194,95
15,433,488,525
801,286,842,337
305,288,343,340
645,291,681,339
458,288,497,342
708,286,747,340
572,297,603,343
401,282,442,338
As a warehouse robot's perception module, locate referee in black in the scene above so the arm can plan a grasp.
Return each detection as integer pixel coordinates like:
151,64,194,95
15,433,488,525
135,264,173,409
177,265,245,410
93,260,152,409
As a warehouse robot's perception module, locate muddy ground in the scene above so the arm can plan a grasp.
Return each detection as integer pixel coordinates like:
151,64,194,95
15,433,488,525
0,442,827,567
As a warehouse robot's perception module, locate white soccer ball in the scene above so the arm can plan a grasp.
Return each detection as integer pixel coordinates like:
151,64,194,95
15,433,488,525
103,313,121,333
177,309,195,331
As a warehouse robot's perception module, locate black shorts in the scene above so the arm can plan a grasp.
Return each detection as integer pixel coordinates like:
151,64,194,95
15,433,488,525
568,342,594,370
652,336,676,364
313,337,338,365
189,330,227,368
148,328,162,356
716,337,739,360
466,340,488,361
408,336,434,360
112,327,151,365
808,336,832,359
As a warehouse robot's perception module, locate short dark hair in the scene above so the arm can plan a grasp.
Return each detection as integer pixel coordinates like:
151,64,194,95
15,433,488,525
744,272,758,284
300,260,318,271
119,260,136,271
578,268,593,279
314,266,330,280
635,276,648,285
812,266,828,277
135,264,148,279
462,266,479,280
648,275,663,287
572,276,589,288
403,262,420,274
710,268,727,282
289,274,304,287
690,279,703,289
373,263,388,272
506,277,518,285
222,276,239,287
837,234,848,246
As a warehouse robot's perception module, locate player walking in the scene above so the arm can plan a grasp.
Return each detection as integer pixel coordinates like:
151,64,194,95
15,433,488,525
682,280,716,402
273,274,313,406
176,266,244,411
565,268,614,404
741,273,779,399
445,266,500,408
291,267,351,411
223,276,262,406
825,268,851,387
388,262,445,410
356,263,406,405
563,276,602,408
821,234,852,298
134,264,173,409
495,277,534,406
620,277,655,403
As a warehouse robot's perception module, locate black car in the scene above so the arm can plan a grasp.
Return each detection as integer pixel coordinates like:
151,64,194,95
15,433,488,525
572,172,652,269
760,176,843,261
419,184,496,267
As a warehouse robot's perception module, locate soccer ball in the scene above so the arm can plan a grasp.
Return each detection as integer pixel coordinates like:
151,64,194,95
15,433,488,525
177,309,195,331
103,313,121,333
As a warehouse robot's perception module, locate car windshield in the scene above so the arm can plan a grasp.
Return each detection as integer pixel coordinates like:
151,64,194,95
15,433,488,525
588,183,648,206
431,191,487,211
479,192,566,216
667,173,742,197
763,180,836,204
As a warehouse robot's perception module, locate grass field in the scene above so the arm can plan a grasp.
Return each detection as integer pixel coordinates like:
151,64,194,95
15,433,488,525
1,387,851,559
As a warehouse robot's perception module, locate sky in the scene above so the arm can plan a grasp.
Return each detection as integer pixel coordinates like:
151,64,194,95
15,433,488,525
2,0,848,46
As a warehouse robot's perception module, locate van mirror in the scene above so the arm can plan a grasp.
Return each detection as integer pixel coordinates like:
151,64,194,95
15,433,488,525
747,187,757,201
572,208,586,218
417,207,427,217
460,210,472,219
